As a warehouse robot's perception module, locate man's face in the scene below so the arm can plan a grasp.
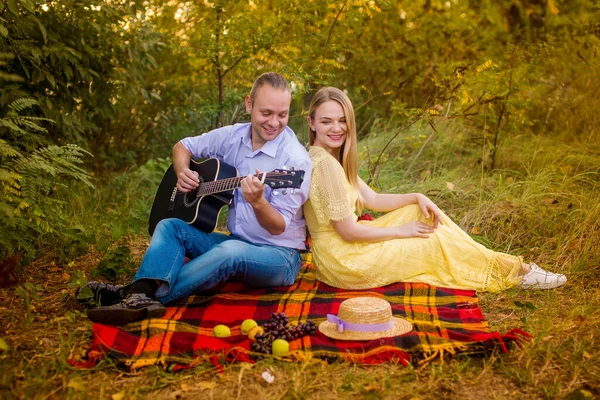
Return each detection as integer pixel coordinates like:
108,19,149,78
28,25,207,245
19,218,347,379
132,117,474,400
245,84,291,150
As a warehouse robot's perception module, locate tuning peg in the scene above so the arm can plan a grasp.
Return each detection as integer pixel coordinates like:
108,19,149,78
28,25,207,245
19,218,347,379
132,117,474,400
282,189,287,195
282,165,287,170
290,166,295,171
272,189,280,196
290,189,296,195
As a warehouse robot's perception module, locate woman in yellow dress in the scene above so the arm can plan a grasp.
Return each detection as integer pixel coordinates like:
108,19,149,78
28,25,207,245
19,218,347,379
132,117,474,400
303,87,567,292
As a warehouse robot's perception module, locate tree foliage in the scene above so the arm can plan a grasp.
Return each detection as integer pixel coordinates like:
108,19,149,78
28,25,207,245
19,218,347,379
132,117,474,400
0,0,598,269
1,0,164,170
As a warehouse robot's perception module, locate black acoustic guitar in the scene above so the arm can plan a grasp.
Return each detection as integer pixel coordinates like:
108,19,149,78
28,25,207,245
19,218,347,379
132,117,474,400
148,158,305,236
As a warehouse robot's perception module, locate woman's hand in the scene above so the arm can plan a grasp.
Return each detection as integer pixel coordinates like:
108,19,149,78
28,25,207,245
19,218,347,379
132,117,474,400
395,221,435,238
416,194,444,228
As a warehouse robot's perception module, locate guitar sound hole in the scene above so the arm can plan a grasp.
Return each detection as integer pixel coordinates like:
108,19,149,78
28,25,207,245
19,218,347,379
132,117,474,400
182,177,203,207
183,191,199,207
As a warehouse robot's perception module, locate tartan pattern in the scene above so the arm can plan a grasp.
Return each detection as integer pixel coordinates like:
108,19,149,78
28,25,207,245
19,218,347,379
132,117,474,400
73,254,530,370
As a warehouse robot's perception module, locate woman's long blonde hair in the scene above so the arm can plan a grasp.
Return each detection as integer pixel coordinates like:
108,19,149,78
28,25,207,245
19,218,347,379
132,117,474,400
308,87,363,212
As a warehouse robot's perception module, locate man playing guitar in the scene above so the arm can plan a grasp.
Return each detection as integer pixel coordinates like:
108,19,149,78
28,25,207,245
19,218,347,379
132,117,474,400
83,72,312,326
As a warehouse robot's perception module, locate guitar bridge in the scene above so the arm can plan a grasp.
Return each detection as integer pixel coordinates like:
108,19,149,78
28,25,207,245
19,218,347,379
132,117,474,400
168,187,178,211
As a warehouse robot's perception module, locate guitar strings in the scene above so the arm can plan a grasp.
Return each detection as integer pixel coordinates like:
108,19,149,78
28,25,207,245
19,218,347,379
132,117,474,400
180,172,293,198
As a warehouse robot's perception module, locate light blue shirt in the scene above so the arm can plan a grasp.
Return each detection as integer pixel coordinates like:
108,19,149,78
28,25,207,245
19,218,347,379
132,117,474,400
180,123,312,250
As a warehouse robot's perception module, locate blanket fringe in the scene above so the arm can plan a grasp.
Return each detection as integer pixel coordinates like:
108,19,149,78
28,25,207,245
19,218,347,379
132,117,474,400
468,327,532,354
503,328,533,348
68,328,531,370
353,348,411,366
417,345,464,367
67,348,104,369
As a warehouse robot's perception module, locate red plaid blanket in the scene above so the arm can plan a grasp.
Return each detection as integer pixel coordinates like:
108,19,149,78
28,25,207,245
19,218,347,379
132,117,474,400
70,255,530,370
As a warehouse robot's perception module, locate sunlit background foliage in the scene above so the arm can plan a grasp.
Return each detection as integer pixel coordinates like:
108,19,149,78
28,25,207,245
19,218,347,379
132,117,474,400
1,0,598,276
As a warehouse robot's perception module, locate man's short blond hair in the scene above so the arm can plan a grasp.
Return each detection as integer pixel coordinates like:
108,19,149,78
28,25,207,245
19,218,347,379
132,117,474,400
249,72,291,104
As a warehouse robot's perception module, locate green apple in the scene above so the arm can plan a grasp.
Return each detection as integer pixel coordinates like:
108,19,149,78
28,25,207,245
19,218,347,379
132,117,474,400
272,339,290,357
241,319,258,334
212,324,231,338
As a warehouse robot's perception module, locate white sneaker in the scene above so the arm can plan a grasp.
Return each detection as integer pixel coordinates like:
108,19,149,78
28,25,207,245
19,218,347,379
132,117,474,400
520,263,567,289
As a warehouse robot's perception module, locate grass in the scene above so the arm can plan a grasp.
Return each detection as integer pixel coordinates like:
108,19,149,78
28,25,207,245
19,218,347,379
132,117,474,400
1,116,599,399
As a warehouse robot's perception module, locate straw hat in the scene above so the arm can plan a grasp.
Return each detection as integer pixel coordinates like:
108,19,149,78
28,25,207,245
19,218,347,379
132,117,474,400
318,297,413,341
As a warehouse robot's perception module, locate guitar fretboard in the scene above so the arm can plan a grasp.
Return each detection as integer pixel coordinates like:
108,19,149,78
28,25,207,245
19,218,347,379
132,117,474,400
197,176,245,196
195,173,267,197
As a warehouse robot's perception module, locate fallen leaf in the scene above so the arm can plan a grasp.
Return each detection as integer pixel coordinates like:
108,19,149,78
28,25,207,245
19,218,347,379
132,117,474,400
291,351,308,362
112,391,126,400
542,335,554,341
67,379,86,391
196,381,214,390
61,272,71,282
446,182,455,191
0,338,9,351
541,198,558,205
583,351,592,360
363,384,382,392
471,226,481,234
180,383,193,392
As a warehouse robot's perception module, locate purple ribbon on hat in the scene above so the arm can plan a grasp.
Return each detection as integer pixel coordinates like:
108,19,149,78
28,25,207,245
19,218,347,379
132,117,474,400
327,314,394,333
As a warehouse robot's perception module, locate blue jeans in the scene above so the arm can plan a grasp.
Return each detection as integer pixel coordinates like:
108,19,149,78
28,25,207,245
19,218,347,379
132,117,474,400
134,219,302,304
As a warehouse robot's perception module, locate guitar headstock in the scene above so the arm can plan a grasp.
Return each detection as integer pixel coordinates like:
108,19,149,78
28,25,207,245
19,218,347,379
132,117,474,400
264,169,305,195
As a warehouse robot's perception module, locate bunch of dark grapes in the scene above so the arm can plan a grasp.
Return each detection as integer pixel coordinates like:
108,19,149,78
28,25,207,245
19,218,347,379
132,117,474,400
263,312,288,332
288,320,317,340
251,332,274,354
250,312,317,354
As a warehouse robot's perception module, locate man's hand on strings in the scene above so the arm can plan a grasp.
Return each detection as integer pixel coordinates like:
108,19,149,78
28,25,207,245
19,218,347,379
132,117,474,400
241,169,266,205
176,168,200,192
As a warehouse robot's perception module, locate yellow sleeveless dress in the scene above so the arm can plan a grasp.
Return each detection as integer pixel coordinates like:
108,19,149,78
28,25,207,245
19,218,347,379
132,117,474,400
303,146,524,292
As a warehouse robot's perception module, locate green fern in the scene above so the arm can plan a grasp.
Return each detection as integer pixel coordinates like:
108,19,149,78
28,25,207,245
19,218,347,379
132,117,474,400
9,98,39,113
0,139,19,157
0,95,93,264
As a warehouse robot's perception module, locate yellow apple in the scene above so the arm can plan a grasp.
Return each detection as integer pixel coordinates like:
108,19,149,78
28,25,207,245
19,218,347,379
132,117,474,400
212,324,231,338
241,319,258,335
272,339,290,357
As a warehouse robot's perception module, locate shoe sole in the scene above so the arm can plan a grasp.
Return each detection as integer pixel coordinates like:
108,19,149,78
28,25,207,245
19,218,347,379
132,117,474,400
521,279,567,290
87,303,166,326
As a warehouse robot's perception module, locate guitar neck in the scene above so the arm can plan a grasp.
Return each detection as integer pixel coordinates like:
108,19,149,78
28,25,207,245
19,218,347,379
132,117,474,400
196,174,263,196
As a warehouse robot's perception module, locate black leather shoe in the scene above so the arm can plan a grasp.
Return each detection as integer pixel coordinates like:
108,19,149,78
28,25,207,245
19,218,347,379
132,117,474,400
86,292,166,326
76,281,130,308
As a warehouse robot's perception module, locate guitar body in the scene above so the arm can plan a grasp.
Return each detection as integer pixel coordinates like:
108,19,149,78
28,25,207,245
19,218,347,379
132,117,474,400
148,158,237,236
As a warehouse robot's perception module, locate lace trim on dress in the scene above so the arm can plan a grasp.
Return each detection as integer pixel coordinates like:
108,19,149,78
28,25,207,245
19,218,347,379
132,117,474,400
483,252,523,292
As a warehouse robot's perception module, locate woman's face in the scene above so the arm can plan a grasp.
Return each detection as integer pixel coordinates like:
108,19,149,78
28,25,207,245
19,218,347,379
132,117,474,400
309,100,347,156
